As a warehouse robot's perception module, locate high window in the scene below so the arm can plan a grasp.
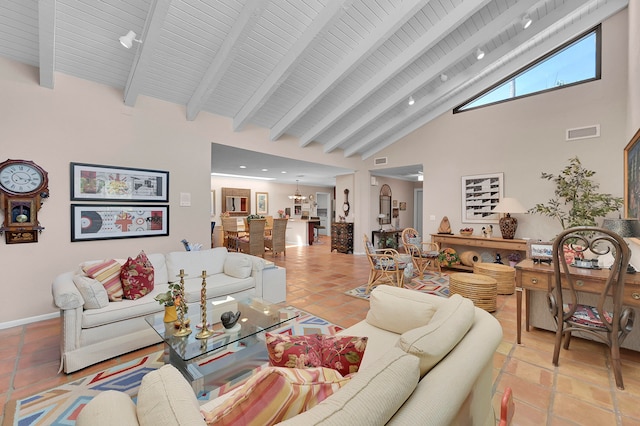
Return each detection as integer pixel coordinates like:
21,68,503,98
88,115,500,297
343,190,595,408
455,27,601,112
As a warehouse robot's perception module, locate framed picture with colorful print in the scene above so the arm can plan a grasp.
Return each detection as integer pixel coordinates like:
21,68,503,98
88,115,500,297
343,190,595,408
70,163,169,202
71,204,169,241
624,128,640,220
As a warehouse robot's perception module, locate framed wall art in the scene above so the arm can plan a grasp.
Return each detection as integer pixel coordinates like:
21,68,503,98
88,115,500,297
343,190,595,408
461,172,504,223
624,128,640,220
221,187,250,216
399,202,407,211
256,192,268,215
71,204,169,241
70,163,169,202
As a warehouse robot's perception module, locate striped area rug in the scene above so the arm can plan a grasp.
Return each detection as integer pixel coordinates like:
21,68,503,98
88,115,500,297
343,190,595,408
2,309,341,426
345,272,450,300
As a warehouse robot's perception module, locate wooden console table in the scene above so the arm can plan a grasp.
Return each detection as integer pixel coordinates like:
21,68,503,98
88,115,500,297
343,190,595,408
431,234,527,270
514,259,640,344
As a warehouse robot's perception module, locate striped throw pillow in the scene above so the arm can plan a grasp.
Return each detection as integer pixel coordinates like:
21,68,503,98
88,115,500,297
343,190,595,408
83,259,124,301
203,367,351,425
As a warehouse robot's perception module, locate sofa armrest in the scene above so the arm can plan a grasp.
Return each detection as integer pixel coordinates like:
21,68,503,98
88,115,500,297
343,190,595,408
77,390,139,426
226,252,266,297
52,271,84,310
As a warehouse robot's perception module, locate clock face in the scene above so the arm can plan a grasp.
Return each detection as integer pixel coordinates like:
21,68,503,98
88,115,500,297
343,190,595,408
343,202,350,212
0,162,44,195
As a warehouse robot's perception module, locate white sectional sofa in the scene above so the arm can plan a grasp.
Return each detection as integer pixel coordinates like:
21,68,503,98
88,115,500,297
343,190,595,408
77,286,504,426
52,247,270,373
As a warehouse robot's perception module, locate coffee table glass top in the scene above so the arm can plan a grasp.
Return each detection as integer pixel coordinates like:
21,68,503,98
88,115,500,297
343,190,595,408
145,297,298,362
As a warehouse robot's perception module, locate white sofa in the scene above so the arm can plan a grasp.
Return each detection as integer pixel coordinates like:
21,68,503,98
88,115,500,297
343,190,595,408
77,286,503,426
52,247,269,373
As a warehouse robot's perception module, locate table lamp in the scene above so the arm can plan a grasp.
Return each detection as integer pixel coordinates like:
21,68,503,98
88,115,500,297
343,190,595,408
602,217,640,273
378,214,386,231
493,198,526,239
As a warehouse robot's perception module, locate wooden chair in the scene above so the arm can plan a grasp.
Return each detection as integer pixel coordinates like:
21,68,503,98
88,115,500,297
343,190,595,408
221,216,245,251
363,234,407,294
401,228,441,278
237,218,266,257
264,215,274,237
265,218,287,257
549,226,634,389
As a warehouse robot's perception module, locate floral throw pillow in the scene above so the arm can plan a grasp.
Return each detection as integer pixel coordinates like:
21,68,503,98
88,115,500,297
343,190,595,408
120,251,155,300
265,333,368,376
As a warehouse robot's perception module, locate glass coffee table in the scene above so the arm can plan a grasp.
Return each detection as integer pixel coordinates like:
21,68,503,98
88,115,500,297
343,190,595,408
145,297,298,393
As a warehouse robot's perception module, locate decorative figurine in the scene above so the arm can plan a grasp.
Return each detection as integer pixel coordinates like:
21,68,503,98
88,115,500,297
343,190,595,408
482,225,493,238
221,311,242,333
437,216,452,234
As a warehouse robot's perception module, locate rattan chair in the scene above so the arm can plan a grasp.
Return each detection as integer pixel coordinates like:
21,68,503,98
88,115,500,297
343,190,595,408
237,218,266,257
549,226,634,390
221,216,245,251
401,228,441,278
265,218,287,257
364,234,407,294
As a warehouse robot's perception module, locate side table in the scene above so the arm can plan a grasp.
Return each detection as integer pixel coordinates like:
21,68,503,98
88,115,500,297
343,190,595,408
262,266,286,303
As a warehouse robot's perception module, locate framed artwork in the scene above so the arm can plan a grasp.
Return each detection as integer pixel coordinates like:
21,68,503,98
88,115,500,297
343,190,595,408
256,192,268,215
70,163,168,202
393,200,398,207
392,208,399,218
221,187,250,216
71,204,169,242
399,202,406,211
527,240,554,262
624,128,640,220
461,172,504,223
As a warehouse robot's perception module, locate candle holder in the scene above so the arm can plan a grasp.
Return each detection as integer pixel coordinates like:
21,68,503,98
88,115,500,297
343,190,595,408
196,270,213,339
174,269,192,337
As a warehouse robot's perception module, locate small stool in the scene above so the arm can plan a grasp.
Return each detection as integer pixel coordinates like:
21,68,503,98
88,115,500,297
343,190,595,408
449,272,497,312
473,263,516,295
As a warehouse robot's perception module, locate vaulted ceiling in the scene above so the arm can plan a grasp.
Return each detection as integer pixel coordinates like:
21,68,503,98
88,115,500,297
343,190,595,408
0,0,628,161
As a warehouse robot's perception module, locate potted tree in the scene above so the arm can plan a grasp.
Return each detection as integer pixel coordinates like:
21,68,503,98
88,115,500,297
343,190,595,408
528,157,622,229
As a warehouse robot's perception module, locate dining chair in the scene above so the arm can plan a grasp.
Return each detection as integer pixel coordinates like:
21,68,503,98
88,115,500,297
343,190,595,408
363,234,407,294
549,226,634,389
265,218,287,257
401,228,441,278
237,218,266,257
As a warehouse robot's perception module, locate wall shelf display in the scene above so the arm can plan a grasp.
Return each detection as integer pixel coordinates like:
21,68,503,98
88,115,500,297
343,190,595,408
70,163,168,202
461,172,504,223
71,204,169,241
221,187,250,216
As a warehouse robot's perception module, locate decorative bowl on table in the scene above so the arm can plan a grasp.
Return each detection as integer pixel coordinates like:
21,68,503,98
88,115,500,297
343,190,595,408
459,228,474,236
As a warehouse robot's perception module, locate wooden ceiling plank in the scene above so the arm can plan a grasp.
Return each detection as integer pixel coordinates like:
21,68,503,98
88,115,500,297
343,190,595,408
355,0,620,159
269,0,430,142
38,0,55,88
123,0,172,106
185,0,265,121
232,1,348,131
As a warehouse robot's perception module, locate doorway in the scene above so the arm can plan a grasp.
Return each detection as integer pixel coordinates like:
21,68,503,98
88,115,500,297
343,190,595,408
414,188,423,236
316,192,331,236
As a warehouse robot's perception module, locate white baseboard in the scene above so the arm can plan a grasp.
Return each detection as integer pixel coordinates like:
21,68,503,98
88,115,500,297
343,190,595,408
0,311,60,330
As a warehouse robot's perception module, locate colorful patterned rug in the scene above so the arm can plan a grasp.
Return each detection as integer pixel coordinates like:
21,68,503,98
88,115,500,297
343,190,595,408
345,272,450,300
2,308,341,426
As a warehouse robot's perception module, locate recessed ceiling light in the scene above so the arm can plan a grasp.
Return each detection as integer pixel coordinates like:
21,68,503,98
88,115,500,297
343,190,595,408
408,96,415,106
522,15,532,29
262,168,268,172
476,48,485,60
440,74,448,82
281,171,287,174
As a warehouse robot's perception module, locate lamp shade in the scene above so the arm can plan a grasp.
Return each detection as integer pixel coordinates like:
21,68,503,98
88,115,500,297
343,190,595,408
493,198,526,214
602,218,640,238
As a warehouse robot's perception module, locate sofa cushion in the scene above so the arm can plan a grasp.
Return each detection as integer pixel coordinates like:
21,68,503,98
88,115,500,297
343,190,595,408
120,251,155,300
366,285,440,334
277,347,419,426
223,255,252,279
166,248,227,282
82,259,124,301
147,253,168,284
72,274,109,309
182,275,254,303
136,364,206,426
397,294,475,376
203,367,351,425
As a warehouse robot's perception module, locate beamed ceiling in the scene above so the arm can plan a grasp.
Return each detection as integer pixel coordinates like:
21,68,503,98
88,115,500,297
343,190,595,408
0,0,628,163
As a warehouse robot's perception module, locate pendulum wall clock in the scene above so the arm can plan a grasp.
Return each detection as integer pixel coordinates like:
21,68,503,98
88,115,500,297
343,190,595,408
0,159,49,244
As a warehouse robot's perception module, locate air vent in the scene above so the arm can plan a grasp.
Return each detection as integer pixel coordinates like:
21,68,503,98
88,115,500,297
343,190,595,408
374,157,388,166
566,125,600,141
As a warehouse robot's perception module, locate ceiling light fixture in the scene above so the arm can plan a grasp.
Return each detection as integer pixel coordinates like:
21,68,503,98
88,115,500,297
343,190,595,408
440,74,448,82
119,30,142,49
408,96,415,106
476,48,485,60
288,180,307,200
522,15,532,29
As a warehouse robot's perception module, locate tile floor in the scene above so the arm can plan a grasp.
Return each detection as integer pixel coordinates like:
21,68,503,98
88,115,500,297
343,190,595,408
1,236,639,425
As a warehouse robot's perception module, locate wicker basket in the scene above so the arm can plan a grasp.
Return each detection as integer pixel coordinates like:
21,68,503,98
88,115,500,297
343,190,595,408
459,250,481,267
449,272,497,312
473,263,516,295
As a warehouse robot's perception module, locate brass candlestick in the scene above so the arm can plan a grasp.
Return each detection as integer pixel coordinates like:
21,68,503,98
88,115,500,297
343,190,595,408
196,270,213,339
174,269,192,337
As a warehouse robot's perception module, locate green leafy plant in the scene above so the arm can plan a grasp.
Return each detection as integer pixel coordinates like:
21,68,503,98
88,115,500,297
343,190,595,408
154,282,187,316
528,157,622,229
246,214,264,221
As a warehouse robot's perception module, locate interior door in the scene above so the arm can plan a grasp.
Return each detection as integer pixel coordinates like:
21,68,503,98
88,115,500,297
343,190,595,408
414,188,423,236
